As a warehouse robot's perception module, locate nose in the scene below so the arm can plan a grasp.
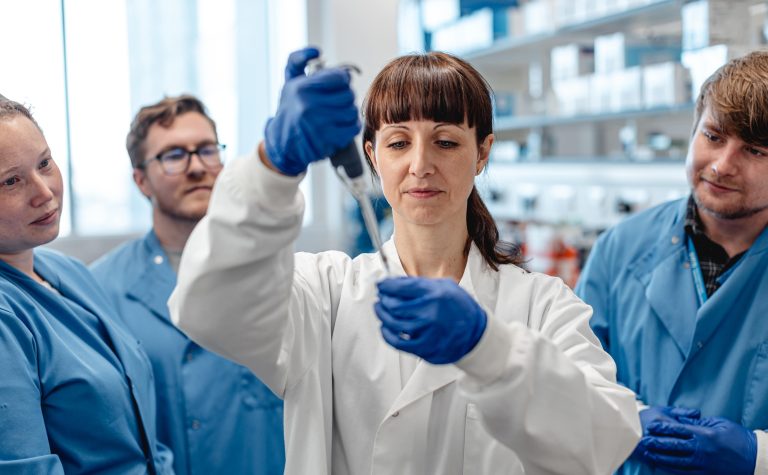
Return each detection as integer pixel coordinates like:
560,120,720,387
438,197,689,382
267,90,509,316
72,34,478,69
408,140,436,178
29,172,54,208
186,151,208,176
709,142,742,177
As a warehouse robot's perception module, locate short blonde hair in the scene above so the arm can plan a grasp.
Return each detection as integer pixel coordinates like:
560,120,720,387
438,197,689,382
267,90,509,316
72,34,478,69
693,50,768,146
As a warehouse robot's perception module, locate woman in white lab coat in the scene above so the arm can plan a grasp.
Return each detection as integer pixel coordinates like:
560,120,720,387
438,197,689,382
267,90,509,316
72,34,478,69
170,48,640,475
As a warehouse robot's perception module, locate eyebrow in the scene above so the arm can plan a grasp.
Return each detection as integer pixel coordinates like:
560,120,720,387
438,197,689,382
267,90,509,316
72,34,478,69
155,140,217,155
0,147,51,176
381,122,465,132
702,121,724,134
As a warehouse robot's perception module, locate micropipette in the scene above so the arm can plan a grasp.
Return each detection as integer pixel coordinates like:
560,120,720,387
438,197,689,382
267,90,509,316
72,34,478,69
306,59,392,274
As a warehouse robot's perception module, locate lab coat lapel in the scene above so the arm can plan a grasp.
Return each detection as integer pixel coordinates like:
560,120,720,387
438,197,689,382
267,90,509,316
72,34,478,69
688,226,768,352
387,362,461,414
633,202,696,357
126,233,177,327
386,244,487,415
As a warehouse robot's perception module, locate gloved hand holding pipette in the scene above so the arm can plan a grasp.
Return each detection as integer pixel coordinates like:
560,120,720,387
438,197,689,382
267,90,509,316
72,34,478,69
262,46,391,274
263,47,360,176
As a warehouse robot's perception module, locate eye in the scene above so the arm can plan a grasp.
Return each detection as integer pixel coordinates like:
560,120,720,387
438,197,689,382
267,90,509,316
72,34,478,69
39,157,52,169
435,140,459,149
747,146,766,157
1,176,20,187
387,141,408,150
160,148,188,161
702,130,721,143
198,144,220,156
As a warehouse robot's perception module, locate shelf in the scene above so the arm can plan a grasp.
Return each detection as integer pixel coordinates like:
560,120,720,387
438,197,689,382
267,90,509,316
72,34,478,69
494,102,694,131
464,0,683,68
489,157,685,165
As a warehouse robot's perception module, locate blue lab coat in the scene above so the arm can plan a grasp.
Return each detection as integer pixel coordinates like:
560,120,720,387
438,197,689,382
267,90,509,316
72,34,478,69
91,231,285,475
576,198,768,474
0,248,174,474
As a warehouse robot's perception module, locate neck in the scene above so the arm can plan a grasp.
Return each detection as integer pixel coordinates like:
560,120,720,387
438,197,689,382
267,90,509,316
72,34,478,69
0,249,40,281
393,218,469,281
698,208,768,258
152,209,198,252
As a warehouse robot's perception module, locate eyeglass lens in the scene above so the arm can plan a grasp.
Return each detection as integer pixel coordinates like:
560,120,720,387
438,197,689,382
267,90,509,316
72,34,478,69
159,144,224,175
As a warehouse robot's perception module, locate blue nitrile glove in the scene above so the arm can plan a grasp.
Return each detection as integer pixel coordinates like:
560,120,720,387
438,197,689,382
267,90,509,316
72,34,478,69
631,406,701,460
263,47,361,176
374,277,487,364
637,416,757,475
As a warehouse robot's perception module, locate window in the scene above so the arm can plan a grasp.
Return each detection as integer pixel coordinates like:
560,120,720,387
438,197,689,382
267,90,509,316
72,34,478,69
0,0,308,236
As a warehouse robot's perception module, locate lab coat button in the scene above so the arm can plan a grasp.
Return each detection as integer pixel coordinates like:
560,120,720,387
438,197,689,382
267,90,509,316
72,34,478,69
697,341,703,349
683,262,690,269
153,255,164,265
392,411,400,418
191,419,201,430
671,236,680,245
185,351,194,362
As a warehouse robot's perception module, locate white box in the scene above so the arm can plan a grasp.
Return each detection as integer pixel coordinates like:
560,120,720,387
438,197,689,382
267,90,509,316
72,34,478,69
681,0,752,51
553,77,591,116
431,8,493,55
589,73,613,114
421,0,460,31
550,44,594,82
594,32,625,74
523,0,556,35
615,67,643,111
643,62,690,108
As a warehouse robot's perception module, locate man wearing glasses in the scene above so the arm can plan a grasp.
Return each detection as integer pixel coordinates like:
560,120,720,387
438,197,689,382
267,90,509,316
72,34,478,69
91,95,285,475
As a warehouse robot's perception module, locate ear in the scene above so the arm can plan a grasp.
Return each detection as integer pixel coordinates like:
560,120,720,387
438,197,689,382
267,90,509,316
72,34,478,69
364,141,378,172
476,133,494,175
133,167,153,200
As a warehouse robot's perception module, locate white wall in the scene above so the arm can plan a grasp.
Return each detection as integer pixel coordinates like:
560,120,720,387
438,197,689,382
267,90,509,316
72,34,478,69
294,0,400,252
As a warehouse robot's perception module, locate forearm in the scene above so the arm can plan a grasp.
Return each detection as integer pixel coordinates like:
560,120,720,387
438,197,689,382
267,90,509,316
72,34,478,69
457,315,640,474
169,150,305,394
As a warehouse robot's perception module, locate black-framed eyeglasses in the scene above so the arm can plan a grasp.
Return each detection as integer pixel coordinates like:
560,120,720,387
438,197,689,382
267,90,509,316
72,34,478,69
141,143,226,176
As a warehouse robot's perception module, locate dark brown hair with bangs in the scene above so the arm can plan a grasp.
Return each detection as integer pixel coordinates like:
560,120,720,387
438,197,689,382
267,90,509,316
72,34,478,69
692,50,768,146
361,52,523,270
126,94,217,169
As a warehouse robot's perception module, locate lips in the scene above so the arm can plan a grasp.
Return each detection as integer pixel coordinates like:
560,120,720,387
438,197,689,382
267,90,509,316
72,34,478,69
31,209,58,225
185,185,213,194
701,176,738,192
405,187,442,199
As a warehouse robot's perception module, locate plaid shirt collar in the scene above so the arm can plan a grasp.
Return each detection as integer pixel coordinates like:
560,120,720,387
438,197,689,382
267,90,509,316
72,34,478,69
683,196,744,296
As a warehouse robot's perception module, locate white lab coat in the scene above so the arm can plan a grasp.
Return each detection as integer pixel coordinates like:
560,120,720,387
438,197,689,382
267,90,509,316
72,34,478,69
170,153,641,475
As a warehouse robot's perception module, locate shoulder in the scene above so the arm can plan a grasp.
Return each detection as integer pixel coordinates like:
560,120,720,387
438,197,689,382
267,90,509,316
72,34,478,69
37,247,89,276
90,237,146,275
592,199,683,261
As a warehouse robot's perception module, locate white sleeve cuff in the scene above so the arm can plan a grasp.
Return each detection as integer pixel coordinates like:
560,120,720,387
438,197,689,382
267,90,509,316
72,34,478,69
755,430,768,475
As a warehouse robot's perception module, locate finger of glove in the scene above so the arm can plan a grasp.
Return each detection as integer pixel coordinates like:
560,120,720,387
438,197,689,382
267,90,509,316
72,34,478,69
378,276,454,299
380,324,434,353
643,451,698,471
284,47,320,81
647,421,695,438
641,435,696,455
668,407,701,420
297,68,353,92
375,302,430,334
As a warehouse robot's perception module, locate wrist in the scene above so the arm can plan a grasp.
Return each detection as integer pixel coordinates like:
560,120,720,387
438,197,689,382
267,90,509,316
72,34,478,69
258,141,282,174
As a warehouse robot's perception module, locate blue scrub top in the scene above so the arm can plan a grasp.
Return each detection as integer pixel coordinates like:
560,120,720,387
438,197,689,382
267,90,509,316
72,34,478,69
0,248,173,474
576,198,768,475
91,231,285,475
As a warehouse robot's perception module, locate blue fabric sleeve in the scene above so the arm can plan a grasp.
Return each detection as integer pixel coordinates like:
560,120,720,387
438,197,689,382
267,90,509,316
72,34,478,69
574,232,613,353
0,309,65,473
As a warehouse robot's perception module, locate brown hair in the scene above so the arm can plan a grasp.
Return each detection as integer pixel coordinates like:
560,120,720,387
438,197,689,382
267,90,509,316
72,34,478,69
126,94,217,168
692,50,768,146
361,52,522,270
0,94,41,131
